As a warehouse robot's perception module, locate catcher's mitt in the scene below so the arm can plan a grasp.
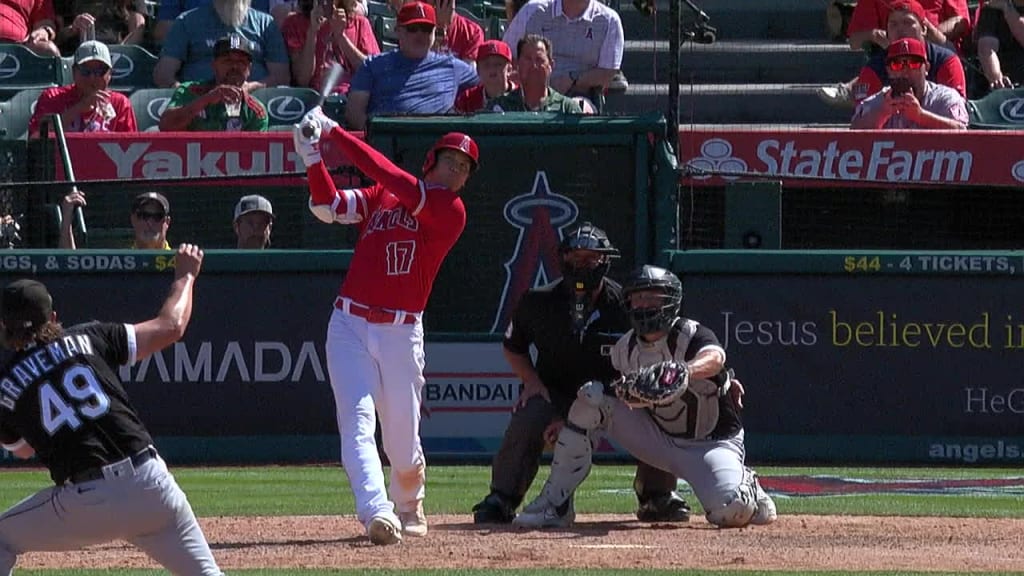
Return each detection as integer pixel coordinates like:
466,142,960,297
612,361,690,408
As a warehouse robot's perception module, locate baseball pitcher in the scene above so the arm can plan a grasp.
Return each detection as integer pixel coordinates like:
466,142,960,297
293,107,478,545
0,245,224,575
515,265,777,529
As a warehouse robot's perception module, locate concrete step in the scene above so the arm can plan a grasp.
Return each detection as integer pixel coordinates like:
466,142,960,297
618,0,832,42
619,39,863,84
603,83,855,124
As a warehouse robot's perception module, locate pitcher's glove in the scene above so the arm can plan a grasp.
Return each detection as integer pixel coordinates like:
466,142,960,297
612,361,689,408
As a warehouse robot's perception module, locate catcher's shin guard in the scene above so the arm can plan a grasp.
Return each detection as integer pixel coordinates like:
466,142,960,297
568,381,613,430
750,472,777,525
705,467,760,528
519,424,592,517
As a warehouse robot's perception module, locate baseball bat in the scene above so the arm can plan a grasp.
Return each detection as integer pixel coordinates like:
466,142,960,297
51,114,87,238
301,62,344,138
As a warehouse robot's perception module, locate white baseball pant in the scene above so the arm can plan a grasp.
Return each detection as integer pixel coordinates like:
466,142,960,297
326,307,426,527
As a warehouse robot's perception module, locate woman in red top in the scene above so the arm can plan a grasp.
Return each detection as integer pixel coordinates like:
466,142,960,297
282,0,380,95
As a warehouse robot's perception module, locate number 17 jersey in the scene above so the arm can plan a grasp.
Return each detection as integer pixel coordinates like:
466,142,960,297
0,322,153,485
339,180,467,313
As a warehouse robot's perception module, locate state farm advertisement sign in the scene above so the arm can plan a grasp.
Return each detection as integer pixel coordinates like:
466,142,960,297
63,132,357,186
678,129,1024,188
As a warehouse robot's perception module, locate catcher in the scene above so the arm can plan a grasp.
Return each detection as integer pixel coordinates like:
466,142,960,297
514,265,777,529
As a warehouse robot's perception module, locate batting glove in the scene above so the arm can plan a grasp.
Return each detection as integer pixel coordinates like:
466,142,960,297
292,121,322,168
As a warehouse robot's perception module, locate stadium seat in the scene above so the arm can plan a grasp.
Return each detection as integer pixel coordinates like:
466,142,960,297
366,1,392,18
0,45,63,101
375,15,399,45
489,17,507,41
0,88,46,140
475,0,507,19
323,93,347,125
108,45,159,94
251,86,321,128
129,88,176,132
966,87,1024,130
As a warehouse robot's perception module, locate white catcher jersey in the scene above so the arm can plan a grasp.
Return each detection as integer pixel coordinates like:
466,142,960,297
610,319,739,440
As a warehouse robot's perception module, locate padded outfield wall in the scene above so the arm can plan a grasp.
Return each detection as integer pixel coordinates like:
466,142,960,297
0,249,1020,467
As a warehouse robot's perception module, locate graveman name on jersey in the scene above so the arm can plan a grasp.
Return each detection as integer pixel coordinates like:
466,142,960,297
0,334,94,409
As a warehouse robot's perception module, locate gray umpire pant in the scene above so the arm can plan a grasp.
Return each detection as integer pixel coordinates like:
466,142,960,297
490,395,677,507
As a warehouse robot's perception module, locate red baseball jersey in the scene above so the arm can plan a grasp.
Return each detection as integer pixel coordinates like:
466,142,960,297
308,129,466,312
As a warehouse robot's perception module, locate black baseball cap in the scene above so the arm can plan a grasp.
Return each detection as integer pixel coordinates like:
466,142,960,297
2,279,53,335
132,192,170,215
214,34,254,60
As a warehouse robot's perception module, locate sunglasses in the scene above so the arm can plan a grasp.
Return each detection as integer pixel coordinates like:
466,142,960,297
135,211,166,222
77,64,110,77
404,24,434,34
887,58,925,72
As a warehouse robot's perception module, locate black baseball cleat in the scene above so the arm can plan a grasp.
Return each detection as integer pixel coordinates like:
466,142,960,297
472,492,516,524
636,491,691,523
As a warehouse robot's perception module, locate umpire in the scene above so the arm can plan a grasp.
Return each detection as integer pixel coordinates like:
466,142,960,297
472,222,690,524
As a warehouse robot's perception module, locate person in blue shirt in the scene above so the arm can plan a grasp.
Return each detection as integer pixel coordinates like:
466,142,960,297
154,0,281,43
345,1,478,130
154,0,290,90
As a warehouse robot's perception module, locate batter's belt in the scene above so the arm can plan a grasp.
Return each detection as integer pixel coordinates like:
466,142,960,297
67,446,157,485
335,297,419,325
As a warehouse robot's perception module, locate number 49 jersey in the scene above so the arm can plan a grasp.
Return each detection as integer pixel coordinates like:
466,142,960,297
0,322,153,485
338,181,467,313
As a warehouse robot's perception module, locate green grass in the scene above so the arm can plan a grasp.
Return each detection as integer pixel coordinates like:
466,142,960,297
2,464,1022,518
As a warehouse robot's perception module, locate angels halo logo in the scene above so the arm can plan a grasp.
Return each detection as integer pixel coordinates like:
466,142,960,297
491,171,578,333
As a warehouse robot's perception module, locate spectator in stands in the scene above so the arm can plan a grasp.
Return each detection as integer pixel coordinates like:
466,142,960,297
849,0,969,51
0,0,60,56
153,0,290,90
455,39,514,112
155,0,294,43
282,0,379,94
53,0,146,55
502,0,625,101
29,41,137,136
976,0,1024,92
850,1,966,101
160,34,270,131
128,192,173,249
488,34,582,113
345,1,478,130
823,0,966,105
233,194,274,248
851,38,968,129
506,0,527,20
58,191,173,249
425,0,484,64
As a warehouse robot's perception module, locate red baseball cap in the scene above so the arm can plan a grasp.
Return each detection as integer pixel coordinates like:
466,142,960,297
398,2,436,27
888,0,928,26
886,37,927,61
477,40,512,63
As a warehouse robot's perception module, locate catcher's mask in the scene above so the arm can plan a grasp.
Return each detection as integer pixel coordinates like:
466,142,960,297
623,265,682,336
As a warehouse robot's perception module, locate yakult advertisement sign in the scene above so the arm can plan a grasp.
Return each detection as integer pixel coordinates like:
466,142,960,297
63,132,357,186
678,129,1024,187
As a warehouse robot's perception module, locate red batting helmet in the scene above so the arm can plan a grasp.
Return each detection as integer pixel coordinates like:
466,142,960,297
422,132,479,175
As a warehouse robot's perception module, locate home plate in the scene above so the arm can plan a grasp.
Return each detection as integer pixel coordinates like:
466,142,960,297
572,544,663,549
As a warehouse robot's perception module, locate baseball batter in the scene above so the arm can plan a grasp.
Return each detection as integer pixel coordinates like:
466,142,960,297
515,265,777,529
293,107,478,545
0,245,223,575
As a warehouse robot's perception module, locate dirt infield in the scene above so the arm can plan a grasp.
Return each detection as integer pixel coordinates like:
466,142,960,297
20,514,1024,571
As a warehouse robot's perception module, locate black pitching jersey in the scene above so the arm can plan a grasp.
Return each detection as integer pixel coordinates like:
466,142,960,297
610,318,742,441
503,278,628,416
0,322,153,485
